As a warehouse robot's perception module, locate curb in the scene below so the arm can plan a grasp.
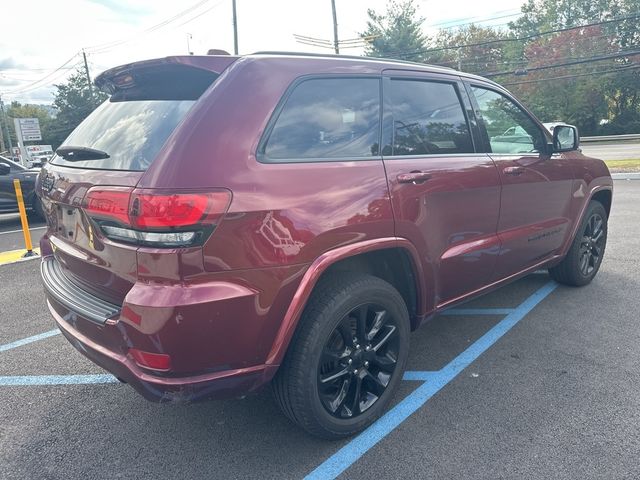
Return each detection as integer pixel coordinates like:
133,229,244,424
611,173,640,180
0,248,41,267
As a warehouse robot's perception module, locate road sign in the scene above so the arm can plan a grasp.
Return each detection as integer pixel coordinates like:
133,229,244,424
25,144,53,155
14,118,42,142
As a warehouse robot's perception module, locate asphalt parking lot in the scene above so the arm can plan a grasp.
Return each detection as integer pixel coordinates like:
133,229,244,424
1,180,639,480
0,213,46,253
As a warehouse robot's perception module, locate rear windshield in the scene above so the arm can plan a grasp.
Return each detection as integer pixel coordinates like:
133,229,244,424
51,64,220,171
50,99,195,171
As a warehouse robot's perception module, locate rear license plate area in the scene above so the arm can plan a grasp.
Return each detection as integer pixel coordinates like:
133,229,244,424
54,204,82,242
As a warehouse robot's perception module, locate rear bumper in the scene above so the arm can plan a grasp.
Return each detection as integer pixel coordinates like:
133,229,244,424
39,254,305,401
48,298,278,401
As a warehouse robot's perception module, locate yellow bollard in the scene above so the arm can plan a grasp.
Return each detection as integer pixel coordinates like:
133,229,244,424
13,179,37,257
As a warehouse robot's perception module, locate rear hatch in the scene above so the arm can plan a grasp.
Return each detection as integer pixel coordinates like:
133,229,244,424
39,56,236,306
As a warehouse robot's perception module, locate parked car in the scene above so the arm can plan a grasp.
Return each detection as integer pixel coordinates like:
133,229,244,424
543,122,571,133
489,125,534,153
26,156,48,169
0,155,43,218
37,53,612,438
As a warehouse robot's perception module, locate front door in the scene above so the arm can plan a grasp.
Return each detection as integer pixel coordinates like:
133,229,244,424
381,73,501,309
468,85,574,279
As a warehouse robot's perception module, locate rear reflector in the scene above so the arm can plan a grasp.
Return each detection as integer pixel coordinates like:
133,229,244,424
129,348,171,371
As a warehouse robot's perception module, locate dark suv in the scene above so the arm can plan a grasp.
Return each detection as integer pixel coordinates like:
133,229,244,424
0,155,42,218
38,53,612,438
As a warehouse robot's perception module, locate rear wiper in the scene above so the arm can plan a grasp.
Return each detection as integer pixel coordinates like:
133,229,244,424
56,145,110,161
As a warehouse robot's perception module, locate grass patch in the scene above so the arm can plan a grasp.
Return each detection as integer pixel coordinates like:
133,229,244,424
604,159,640,172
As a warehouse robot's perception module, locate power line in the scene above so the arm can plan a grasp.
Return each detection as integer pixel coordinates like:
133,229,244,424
84,0,213,53
169,0,227,30
482,48,640,77
383,12,640,61
433,11,523,31
2,53,80,95
502,64,640,85
85,0,226,55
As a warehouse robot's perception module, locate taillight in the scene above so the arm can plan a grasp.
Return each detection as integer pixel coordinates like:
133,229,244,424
130,190,229,229
82,187,231,247
84,187,132,224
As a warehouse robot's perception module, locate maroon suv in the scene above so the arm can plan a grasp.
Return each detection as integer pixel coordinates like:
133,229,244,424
38,53,612,438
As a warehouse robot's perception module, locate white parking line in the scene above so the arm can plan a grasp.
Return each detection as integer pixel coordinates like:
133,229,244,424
0,226,47,235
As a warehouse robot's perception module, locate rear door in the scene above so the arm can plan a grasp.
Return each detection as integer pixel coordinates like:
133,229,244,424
38,62,221,305
467,83,574,279
381,71,501,309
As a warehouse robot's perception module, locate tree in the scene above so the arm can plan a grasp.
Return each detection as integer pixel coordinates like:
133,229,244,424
50,68,108,148
506,26,612,134
360,0,428,62
507,0,640,134
425,25,512,74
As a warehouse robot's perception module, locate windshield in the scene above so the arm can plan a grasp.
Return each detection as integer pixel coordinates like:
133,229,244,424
50,99,195,171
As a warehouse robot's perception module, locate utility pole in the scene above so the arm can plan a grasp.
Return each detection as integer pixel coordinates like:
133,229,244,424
82,49,94,99
187,33,194,55
0,95,14,155
232,0,238,55
331,0,339,54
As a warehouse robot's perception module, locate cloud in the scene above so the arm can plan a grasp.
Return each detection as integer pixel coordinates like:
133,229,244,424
85,0,153,23
0,57,22,69
0,78,21,87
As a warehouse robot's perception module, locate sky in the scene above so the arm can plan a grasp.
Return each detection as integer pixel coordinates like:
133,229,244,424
0,0,523,105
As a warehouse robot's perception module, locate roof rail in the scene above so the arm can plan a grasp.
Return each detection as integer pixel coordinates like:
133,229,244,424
249,51,456,71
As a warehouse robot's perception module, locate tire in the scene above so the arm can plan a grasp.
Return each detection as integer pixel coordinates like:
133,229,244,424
29,195,44,221
549,200,608,286
272,272,410,439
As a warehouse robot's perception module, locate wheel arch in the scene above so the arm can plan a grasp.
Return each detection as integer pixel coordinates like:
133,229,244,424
265,237,427,367
560,183,613,258
591,189,612,217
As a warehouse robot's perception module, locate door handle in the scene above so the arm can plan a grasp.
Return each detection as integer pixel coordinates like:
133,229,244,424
397,171,431,184
503,166,525,176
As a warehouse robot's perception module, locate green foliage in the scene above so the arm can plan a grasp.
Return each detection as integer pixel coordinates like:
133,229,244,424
365,0,640,135
426,25,512,74
360,0,428,62
506,26,612,134
51,68,108,148
3,102,54,148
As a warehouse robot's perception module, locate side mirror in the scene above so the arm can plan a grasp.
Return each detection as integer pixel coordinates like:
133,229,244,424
553,125,579,152
0,163,10,175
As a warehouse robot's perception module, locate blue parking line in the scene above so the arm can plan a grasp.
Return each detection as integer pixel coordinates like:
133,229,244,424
402,371,435,381
305,280,557,480
441,308,515,316
0,329,60,353
0,374,119,385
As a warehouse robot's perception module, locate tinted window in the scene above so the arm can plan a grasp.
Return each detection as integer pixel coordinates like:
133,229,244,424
51,99,195,171
263,78,380,160
389,80,473,156
471,86,545,154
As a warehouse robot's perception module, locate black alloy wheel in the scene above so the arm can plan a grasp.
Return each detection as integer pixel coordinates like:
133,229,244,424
318,303,400,419
272,272,410,439
549,200,608,286
578,212,605,276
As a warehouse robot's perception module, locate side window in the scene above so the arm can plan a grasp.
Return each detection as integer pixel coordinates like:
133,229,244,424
262,77,381,161
471,86,545,154
389,79,474,156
